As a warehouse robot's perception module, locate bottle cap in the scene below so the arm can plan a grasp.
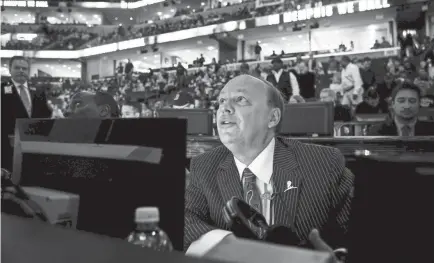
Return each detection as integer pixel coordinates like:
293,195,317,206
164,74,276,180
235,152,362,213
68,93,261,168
135,207,159,223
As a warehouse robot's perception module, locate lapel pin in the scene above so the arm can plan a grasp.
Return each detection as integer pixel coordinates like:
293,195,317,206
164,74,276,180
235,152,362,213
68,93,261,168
4,85,12,94
284,180,297,193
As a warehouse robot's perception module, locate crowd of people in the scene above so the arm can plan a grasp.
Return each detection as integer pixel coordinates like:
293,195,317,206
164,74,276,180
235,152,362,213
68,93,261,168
2,0,345,51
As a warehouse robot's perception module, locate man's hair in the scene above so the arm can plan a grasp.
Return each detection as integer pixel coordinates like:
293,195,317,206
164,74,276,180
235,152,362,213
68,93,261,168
363,57,372,62
260,78,285,132
391,81,421,101
9,56,29,69
341,56,351,63
94,92,121,117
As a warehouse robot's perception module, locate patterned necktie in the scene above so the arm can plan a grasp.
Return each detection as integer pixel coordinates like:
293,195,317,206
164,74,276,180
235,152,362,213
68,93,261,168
242,168,262,213
18,84,31,116
401,125,411,136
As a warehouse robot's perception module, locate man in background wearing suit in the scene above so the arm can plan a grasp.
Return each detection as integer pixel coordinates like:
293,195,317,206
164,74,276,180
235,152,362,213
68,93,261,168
368,81,434,136
185,75,354,260
1,56,52,171
266,57,300,102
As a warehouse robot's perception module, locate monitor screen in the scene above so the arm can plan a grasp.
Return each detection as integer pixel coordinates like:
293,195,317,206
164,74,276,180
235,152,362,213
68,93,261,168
279,102,334,136
348,153,434,263
156,109,213,135
13,118,187,251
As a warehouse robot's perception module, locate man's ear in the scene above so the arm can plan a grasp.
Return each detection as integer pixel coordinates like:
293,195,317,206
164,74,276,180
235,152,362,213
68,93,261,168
98,104,111,118
268,108,281,129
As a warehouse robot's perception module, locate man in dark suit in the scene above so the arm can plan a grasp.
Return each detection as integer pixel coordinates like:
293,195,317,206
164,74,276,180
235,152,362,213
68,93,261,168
1,56,52,171
266,57,300,102
368,81,434,136
185,75,354,259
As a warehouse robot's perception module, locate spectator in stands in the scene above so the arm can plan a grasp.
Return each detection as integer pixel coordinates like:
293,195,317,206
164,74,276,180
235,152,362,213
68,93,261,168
198,54,205,66
327,56,339,74
117,62,124,84
254,42,262,61
172,89,194,109
380,36,392,48
1,56,52,171
296,61,316,100
125,59,134,81
355,88,389,115
320,88,351,122
266,57,299,102
329,72,343,96
66,91,120,118
121,102,141,118
359,57,376,91
368,82,434,136
240,62,250,75
340,56,363,109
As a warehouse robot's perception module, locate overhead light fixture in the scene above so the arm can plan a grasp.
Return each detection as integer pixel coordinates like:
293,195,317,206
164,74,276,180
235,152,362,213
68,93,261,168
187,5,190,8
170,9,175,12
157,11,162,15
154,54,158,58
144,57,147,59
130,17,133,20
115,17,118,20
119,23,122,26
281,37,286,40
201,2,205,5
93,14,98,18
207,46,214,51
14,14,17,16
60,14,64,17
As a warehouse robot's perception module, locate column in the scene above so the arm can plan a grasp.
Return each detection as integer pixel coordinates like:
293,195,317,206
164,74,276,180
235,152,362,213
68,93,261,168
237,39,245,62
217,36,238,63
81,61,87,83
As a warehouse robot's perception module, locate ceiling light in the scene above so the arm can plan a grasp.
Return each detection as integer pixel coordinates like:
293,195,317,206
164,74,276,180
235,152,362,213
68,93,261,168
93,14,98,18
201,2,205,5
130,17,133,20
60,14,64,17
68,67,71,70
63,65,66,68
154,54,158,58
187,5,190,8
119,23,122,26
298,35,302,38
192,9,195,12
45,65,49,67
14,14,17,16
170,9,175,12
79,14,83,17
144,57,147,59
281,37,286,40
157,12,162,16
207,46,214,51
115,17,118,20
77,64,81,68
28,14,31,17
257,40,261,43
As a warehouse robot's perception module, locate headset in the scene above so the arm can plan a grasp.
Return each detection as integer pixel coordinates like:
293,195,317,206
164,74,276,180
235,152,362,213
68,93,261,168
222,197,312,248
1,168,48,222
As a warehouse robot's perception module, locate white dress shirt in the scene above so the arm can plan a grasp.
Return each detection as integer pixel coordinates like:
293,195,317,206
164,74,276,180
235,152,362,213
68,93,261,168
187,138,275,256
272,69,300,97
12,80,32,113
340,63,363,96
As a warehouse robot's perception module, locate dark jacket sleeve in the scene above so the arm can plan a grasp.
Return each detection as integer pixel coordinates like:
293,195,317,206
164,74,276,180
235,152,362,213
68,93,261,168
183,157,217,251
324,149,355,249
33,88,52,118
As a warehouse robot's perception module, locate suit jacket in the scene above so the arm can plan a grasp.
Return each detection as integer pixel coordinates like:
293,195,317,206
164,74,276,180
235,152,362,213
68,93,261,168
184,137,354,251
1,81,52,170
266,71,294,101
367,119,434,136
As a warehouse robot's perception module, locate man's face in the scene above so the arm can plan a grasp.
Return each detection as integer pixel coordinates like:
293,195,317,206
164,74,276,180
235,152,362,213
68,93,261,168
68,92,102,118
122,105,139,118
298,63,308,74
363,60,371,69
366,97,379,107
10,59,29,84
341,60,349,68
320,91,334,103
272,62,282,71
217,76,276,149
392,89,419,120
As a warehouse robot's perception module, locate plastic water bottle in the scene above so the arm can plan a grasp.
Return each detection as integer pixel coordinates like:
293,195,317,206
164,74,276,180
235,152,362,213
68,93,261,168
127,207,173,252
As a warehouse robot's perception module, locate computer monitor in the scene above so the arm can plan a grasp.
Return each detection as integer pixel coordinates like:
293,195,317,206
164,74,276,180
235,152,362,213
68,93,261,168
13,118,187,251
279,102,334,136
156,108,214,135
348,153,434,263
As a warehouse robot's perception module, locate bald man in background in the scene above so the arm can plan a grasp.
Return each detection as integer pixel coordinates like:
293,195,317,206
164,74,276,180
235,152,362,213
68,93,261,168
185,75,354,260
66,91,120,118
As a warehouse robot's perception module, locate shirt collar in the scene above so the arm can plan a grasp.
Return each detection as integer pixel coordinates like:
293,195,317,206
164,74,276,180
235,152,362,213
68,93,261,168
234,138,275,185
272,69,283,75
394,116,417,131
12,79,28,89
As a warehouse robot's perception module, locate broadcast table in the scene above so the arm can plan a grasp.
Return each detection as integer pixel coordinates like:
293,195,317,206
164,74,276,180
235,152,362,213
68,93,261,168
186,136,434,159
